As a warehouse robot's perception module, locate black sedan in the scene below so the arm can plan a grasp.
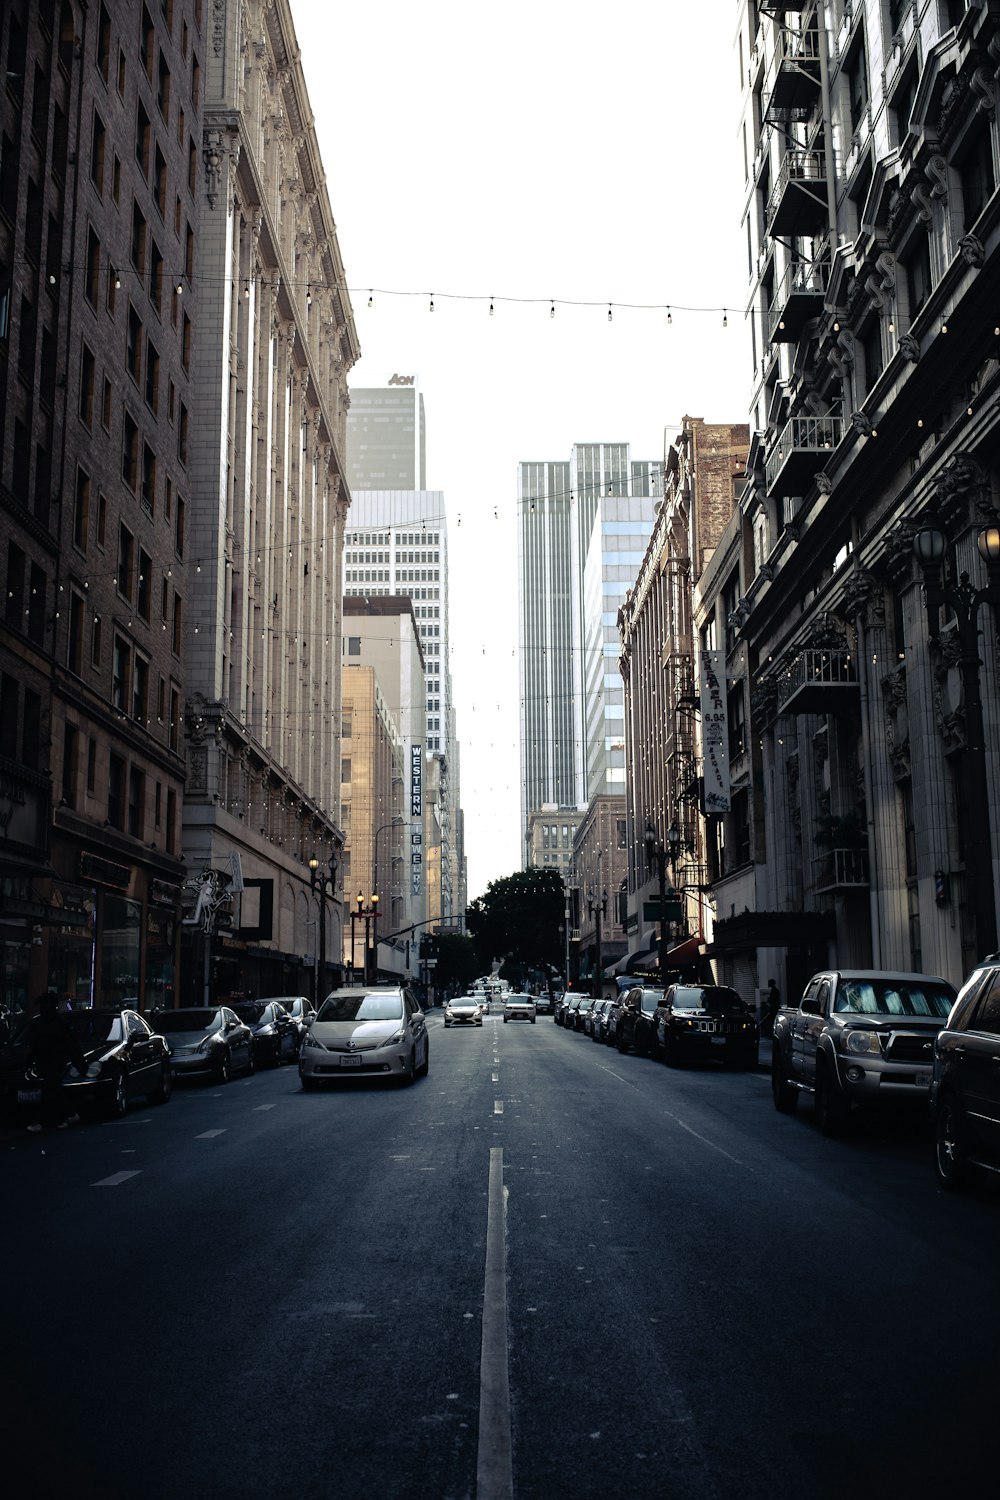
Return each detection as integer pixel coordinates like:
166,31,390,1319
655,984,758,1068
231,1001,300,1066
932,952,1000,1188
4,1008,172,1120
261,995,315,1048
152,1006,255,1083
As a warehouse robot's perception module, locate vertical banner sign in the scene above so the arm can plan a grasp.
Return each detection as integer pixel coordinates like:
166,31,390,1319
700,649,730,814
410,746,423,894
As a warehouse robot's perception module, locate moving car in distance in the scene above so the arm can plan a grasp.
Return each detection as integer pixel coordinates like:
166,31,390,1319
300,985,429,1086
932,952,1000,1189
444,995,484,1027
154,1006,255,1084
503,994,536,1024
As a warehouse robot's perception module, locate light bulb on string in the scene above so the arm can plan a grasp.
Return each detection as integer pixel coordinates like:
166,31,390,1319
667,306,672,325
489,298,494,316
722,309,728,327
607,303,613,323
367,290,373,308
429,294,434,313
549,301,555,318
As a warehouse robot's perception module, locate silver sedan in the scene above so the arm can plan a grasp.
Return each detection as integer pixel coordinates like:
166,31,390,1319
299,986,429,1086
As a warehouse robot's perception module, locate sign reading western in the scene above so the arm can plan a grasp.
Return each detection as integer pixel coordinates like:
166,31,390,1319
699,648,731,814
411,745,422,817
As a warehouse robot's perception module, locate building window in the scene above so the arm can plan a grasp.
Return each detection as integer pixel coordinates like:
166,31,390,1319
79,343,96,427
959,124,996,230
126,303,142,382
90,108,106,194
74,466,91,550
86,225,100,306
91,613,102,668
904,233,932,319
87,737,97,796
112,635,130,710
132,655,148,722
108,752,125,829
62,722,79,808
122,411,139,490
68,592,84,675
117,523,134,598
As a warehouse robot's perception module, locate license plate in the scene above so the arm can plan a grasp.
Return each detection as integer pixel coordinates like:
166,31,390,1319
711,1036,726,1046
915,1070,931,1087
340,1055,361,1067
18,1088,42,1104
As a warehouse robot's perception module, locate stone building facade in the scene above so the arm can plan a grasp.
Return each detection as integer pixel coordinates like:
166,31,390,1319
734,0,1000,995
179,0,358,1002
1,0,203,1012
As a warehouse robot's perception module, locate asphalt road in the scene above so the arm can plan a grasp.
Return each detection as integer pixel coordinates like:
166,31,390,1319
2,1011,998,1500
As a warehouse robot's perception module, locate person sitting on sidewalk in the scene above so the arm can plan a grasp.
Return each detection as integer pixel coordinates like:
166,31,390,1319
25,993,89,1132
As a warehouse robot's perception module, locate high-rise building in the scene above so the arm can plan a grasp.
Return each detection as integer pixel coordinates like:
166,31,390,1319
346,378,426,491
345,381,463,926
517,446,661,864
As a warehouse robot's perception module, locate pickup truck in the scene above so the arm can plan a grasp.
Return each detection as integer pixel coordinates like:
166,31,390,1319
771,969,957,1134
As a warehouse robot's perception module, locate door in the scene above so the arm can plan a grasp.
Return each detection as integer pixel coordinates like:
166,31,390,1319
792,978,826,1082
126,1013,155,1095
963,977,1000,1156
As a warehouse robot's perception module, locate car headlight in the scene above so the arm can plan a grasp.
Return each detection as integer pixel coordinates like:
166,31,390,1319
378,1029,406,1048
256,1025,275,1036
196,1036,220,1053
842,1029,881,1055
302,1031,326,1051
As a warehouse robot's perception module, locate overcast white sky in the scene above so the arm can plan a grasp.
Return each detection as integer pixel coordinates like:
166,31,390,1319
293,0,752,901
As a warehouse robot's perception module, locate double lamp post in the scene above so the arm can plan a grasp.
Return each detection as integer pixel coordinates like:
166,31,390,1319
308,849,338,1004
645,819,681,976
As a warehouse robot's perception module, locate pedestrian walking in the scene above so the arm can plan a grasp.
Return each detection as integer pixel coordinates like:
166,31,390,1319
24,993,89,1132
762,978,780,1038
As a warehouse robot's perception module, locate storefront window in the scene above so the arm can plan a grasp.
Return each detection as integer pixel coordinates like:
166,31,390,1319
145,907,176,1011
101,895,141,1010
48,884,97,1007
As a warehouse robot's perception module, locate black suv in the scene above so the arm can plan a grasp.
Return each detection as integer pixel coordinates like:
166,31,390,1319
932,953,1000,1189
615,987,665,1056
655,984,758,1069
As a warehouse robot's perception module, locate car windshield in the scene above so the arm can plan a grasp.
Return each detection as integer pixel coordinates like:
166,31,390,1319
833,979,955,1017
232,1003,268,1023
154,1009,222,1034
65,1012,126,1046
670,987,741,1011
641,991,663,1013
317,994,404,1022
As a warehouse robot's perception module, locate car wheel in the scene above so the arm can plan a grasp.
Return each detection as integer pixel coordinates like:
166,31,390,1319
216,1049,232,1085
616,1030,629,1054
815,1057,849,1136
934,1094,968,1190
417,1040,429,1078
444,1020,451,1027
664,1035,679,1068
503,1017,508,1023
106,1069,128,1119
401,1049,417,1085
771,1047,798,1112
150,1061,172,1105
245,1046,255,1077
301,1076,320,1092
531,1017,536,1024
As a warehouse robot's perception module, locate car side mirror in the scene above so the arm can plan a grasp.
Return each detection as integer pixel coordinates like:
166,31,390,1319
800,996,822,1016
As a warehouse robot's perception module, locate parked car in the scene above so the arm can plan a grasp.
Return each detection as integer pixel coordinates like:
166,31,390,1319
299,985,429,1086
932,952,1000,1188
230,1001,300,1066
154,1006,255,1083
261,995,315,1047
655,984,758,1069
534,992,553,1016
771,969,957,1135
560,995,583,1029
445,995,484,1027
11,1008,173,1120
603,994,627,1047
615,987,665,1055
571,996,598,1033
590,998,615,1043
503,994,536,1023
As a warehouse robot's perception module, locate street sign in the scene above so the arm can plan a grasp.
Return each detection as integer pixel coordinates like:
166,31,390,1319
643,898,683,923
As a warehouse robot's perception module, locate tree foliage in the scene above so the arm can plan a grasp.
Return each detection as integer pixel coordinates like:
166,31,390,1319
466,868,565,973
429,932,481,992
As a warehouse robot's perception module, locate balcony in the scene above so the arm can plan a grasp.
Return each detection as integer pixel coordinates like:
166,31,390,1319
768,260,828,343
759,1,809,13
762,25,821,124
674,753,703,807
812,848,870,894
777,648,859,716
767,149,829,237
764,413,841,494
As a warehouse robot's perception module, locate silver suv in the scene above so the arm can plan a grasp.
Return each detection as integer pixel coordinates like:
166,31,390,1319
771,969,956,1134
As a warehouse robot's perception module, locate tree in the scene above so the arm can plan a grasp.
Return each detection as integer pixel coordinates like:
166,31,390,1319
429,932,480,994
466,868,565,977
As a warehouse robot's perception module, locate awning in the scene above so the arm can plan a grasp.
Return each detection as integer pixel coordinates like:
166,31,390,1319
706,909,834,954
659,934,703,969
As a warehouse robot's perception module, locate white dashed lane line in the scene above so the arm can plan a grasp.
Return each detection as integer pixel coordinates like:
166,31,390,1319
194,1129,226,1139
494,1100,503,1115
253,1103,277,1111
92,1170,142,1187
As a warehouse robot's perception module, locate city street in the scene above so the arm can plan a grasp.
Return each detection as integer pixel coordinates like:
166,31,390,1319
2,1010,998,1500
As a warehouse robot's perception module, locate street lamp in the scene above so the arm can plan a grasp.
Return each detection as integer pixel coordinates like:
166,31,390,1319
913,522,1000,956
587,886,608,999
308,849,338,1003
373,816,404,917
350,889,380,984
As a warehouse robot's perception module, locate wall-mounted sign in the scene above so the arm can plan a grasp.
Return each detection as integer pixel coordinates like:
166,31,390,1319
699,649,731,814
79,852,131,889
389,374,415,386
411,745,422,817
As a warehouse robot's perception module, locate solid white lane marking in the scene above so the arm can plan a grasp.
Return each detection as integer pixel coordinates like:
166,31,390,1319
597,1065,640,1090
662,1110,748,1167
494,1100,503,1115
253,1103,277,1111
477,1146,513,1500
92,1170,141,1187
195,1129,225,1139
